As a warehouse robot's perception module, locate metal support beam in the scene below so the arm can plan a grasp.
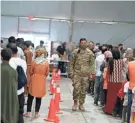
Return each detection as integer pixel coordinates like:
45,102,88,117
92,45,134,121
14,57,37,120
68,1,75,42
1,14,135,24
48,19,52,40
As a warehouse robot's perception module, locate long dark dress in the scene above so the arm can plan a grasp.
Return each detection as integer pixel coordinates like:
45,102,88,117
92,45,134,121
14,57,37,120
104,60,124,114
1,62,19,123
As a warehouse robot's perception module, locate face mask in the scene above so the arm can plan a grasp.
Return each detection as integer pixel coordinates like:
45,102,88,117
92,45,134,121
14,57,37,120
80,44,87,49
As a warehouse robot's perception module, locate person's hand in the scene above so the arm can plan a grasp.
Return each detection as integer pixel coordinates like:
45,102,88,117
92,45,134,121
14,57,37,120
120,97,123,100
68,74,73,80
89,74,95,79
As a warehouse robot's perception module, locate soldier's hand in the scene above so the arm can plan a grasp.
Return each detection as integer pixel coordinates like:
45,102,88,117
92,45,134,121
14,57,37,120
89,74,95,79
68,74,73,79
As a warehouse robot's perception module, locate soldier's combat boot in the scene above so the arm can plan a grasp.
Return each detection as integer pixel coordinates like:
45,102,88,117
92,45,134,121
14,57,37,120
79,104,85,112
72,101,78,111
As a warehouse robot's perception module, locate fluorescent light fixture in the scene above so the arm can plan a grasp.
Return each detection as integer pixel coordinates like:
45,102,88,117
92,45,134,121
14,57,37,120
77,21,85,23
101,22,118,25
60,20,67,22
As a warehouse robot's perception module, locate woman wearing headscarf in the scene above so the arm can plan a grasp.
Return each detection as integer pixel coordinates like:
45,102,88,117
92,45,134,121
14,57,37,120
101,51,113,106
104,48,125,115
123,48,134,81
24,48,49,118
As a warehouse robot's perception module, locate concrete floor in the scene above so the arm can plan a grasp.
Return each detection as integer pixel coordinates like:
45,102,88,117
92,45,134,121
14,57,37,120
24,78,121,123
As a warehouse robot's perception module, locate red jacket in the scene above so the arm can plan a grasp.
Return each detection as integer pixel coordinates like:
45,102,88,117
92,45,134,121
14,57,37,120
117,81,127,98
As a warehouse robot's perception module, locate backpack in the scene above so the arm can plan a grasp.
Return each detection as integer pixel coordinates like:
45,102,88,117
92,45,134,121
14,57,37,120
16,66,27,89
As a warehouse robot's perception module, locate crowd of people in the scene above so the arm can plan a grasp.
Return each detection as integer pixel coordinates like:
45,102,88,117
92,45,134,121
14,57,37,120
1,36,49,123
1,36,135,123
69,38,135,123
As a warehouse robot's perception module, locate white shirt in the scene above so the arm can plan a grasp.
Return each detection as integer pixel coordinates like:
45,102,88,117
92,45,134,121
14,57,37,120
132,87,135,94
9,57,27,95
95,53,104,76
17,47,25,60
124,82,129,93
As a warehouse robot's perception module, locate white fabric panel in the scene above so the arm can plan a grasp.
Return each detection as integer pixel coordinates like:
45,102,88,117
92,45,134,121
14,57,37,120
72,22,135,46
1,1,72,19
19,18,50,33
1,16,18,38
50,21,69,41
73,1,135,21
123,33,135,48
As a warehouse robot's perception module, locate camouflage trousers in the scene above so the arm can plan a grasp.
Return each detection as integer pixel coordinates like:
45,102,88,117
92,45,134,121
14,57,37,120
72,75,88,105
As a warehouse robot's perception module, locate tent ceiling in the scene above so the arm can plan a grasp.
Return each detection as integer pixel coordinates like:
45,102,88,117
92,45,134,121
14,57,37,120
1,1,135,22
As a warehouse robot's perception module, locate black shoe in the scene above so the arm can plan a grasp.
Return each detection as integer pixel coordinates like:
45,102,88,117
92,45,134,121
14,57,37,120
94,102,98,106
112,111,117,117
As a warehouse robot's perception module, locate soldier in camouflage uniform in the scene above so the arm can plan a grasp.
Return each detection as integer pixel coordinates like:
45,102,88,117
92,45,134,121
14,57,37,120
68,38,95,111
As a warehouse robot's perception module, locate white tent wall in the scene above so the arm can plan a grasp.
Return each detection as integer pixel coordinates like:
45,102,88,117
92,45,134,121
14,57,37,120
1,16,18,38
1,1,135,48
2,1,135,21
50,21,69,41
1,16,69,43
1,1,72,19
73,1,135,21
72,22,135,47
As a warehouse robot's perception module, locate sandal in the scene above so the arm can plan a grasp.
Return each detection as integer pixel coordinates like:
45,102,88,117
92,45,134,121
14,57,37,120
35,113,40,119
24,112,30,118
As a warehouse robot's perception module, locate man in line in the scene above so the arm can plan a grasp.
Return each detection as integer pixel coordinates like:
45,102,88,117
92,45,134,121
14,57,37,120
1,48,19,123
87,41,95,95
56,42,66,73
36,40,46,51
118,43,124,59
8,36,25,60
8,43,27,123
69,38,95,111
94,46,107,106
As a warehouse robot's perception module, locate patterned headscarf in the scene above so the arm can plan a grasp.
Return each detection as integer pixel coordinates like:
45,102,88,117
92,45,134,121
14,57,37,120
104,51,113,59
124,48,133,58
35,48,47,64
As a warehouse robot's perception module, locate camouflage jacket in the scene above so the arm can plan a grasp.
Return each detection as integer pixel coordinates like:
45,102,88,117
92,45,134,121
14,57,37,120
68,48,95,77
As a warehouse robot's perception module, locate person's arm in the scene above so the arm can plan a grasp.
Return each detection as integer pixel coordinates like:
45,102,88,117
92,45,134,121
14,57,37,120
23,61,27,77
45,62,50,76
68,52,75,79
89,53,95,79
30,61,35,76
19,47,26,60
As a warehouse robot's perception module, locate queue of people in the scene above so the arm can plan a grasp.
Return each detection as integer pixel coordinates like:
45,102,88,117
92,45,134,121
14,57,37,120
1,36,135,123
69,39,135,123
1,36,49,123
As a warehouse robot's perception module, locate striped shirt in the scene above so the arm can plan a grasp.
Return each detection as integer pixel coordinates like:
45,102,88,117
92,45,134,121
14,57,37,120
108,59,124,83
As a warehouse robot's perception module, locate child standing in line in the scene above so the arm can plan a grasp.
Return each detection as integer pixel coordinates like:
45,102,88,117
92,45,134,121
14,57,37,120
112,80,127,118
122,74,129,123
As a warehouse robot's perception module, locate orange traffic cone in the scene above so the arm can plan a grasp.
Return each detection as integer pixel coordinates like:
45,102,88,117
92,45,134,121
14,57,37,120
55,116,60,123
56,84,63,102
49,80,54,95
55,87,62,114
44,98,56,122
52,69,57,80
57,69,61,80
52,82,57,94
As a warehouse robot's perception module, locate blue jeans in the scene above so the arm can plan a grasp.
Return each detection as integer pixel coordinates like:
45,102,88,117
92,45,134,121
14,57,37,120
127,89,132,123
94,76,101,104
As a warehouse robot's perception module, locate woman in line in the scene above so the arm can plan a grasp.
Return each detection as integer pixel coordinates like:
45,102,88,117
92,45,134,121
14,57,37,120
24,41,33,96
100,51,112,106
104,48,125,115
24,48,49,118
